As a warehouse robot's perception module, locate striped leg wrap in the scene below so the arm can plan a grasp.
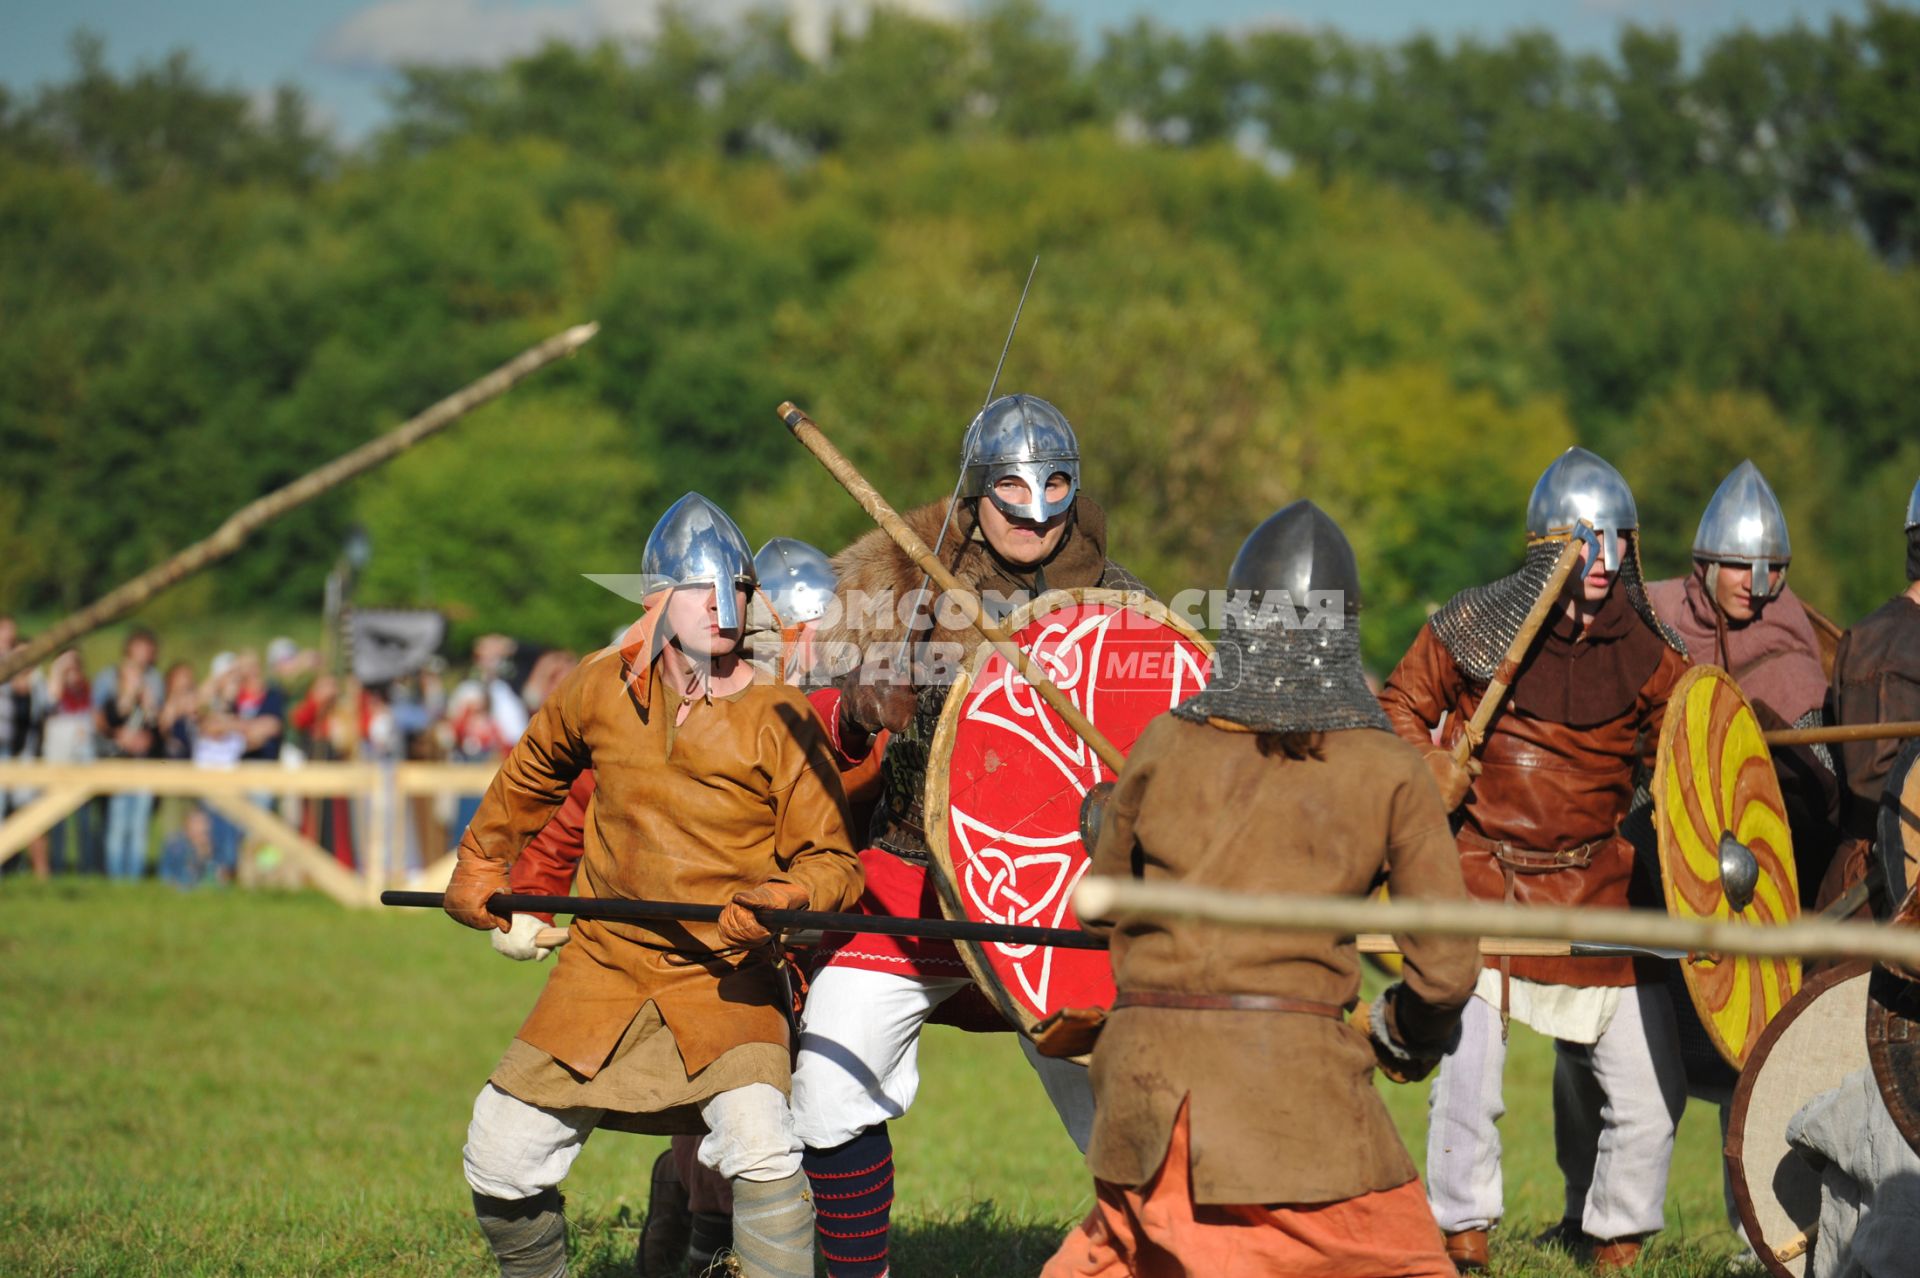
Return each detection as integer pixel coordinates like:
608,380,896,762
728,1170,815,1278
804,1124,894,1278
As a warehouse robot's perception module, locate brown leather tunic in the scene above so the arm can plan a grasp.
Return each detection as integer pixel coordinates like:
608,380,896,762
1379,610,1689,987
1831,594,1920,838
457,645,863,1089
1083,718,1479,1205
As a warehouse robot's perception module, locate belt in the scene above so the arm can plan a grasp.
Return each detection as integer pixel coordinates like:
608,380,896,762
1112,990,1346,1019
1460,828,1605,872
1459,831,1607,1040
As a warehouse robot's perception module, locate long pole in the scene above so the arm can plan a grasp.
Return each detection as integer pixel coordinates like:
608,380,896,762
381,889,1108,950
1763,720,1920,747
384,890,1680,959
0,322,600,684
776,401,1127,773
1075,877,1920,966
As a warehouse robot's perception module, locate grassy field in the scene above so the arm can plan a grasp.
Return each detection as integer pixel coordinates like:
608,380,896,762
0,882,1762,1276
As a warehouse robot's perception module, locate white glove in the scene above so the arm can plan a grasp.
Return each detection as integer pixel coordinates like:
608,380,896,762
491,913,556,962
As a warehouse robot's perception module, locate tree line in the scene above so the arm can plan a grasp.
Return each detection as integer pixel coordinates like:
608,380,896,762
2,3,1917,668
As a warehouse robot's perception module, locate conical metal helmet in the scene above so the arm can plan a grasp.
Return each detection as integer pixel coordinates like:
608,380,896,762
1693,460,1791,598
1227,500,1363,617
753,537,836,627
960,393,1081,522
640,493,756,631
1907,474,1920,530
1526,446,1638,572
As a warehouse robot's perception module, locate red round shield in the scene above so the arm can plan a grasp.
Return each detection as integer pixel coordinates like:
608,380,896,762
924,589,1211,1032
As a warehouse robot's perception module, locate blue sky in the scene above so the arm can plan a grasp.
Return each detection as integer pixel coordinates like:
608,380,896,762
0,0,1872,141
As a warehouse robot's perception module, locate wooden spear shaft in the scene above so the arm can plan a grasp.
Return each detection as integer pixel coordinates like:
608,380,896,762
0,322,601,685
1075,876,1920,966
1450,533,1589,768
1764,720,1920,747
777,401,1127,773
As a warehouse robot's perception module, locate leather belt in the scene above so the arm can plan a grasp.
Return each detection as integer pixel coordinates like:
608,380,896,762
1112,990,1346,1019
1460,828,1604,872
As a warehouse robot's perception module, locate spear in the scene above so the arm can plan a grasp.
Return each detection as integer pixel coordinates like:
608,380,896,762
0,322,600,684
380,890,1684,959
1075,877,1920,966
776,401,1126,772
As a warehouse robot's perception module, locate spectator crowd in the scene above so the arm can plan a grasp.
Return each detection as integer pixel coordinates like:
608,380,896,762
0,616,577,889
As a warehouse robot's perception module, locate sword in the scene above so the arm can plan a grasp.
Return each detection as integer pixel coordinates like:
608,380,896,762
381,890,1680,959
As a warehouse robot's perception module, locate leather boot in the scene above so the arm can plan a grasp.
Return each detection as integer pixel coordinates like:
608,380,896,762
637,1149,692,1278
1590,1236,1644,1272
1443,1228,1489,1273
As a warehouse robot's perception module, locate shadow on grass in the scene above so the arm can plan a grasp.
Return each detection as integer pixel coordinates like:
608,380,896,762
568,1200,1073,1277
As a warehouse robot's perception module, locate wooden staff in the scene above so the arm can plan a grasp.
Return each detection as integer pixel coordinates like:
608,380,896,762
1449,533,1590,770
776,401,1126,773
0,322,601,685
1075,876,1920,966
1764,720,1920,747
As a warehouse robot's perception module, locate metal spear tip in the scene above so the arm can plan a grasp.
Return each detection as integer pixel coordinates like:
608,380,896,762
1718,831,1760,913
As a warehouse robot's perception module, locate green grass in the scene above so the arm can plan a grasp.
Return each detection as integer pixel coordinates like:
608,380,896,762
0,882,1762,1276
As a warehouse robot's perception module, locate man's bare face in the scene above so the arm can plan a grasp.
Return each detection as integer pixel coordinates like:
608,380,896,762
977,475,1073,567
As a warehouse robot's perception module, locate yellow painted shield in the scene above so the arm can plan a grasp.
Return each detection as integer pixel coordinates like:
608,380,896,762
1653,664,1800,1068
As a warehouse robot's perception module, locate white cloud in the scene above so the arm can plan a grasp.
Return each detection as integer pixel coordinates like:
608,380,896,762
318,0,963,72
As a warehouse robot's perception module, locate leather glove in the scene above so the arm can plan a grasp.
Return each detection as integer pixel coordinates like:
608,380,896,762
718,881,810,948
491,912,558,961
1350,989,1442,1085
444,853,511,932
1422,747,1481,813
840,679,917,738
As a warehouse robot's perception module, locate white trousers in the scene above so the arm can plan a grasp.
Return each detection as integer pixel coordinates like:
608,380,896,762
790,965,1094,1153
1427,985,1687,1240
463,1082,801,1201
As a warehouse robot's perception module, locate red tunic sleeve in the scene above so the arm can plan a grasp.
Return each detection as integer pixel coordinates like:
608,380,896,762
508,770,597,922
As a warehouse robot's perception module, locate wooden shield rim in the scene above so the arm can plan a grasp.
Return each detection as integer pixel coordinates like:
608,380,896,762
1653,662,1800,1067
1725,959,1873,1278
923,586,1211,1037
1878,738,1920,914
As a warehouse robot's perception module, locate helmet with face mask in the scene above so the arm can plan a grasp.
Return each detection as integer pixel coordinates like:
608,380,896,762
640,493,756,631
1526,446,1638,573
960,394,1081,523
753,538,836,628
1433,446,1685,679
1693,460,1792,600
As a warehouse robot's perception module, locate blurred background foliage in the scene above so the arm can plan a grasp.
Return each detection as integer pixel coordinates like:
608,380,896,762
4,1,1919,668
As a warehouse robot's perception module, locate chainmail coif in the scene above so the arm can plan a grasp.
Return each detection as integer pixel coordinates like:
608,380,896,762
1172,608,1389,736
1428,536,1686,683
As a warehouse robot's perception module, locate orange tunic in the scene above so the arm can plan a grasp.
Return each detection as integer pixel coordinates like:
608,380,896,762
458,641,864,1087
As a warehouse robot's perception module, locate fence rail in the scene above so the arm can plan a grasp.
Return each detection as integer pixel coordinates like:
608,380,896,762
0,760,499,906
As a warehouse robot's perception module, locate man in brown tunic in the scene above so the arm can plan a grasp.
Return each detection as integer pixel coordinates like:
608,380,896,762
1380,448,1691,1272
1044,500,1479,1278
442,493,863,1278
1825,475,1920,905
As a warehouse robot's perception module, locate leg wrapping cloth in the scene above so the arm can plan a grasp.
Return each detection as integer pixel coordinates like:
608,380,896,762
472,1189,568,1278
729,1171,816,1278
805,1124,894,1278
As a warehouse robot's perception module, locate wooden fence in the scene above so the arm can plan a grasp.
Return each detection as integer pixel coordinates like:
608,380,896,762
0,760,497,906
